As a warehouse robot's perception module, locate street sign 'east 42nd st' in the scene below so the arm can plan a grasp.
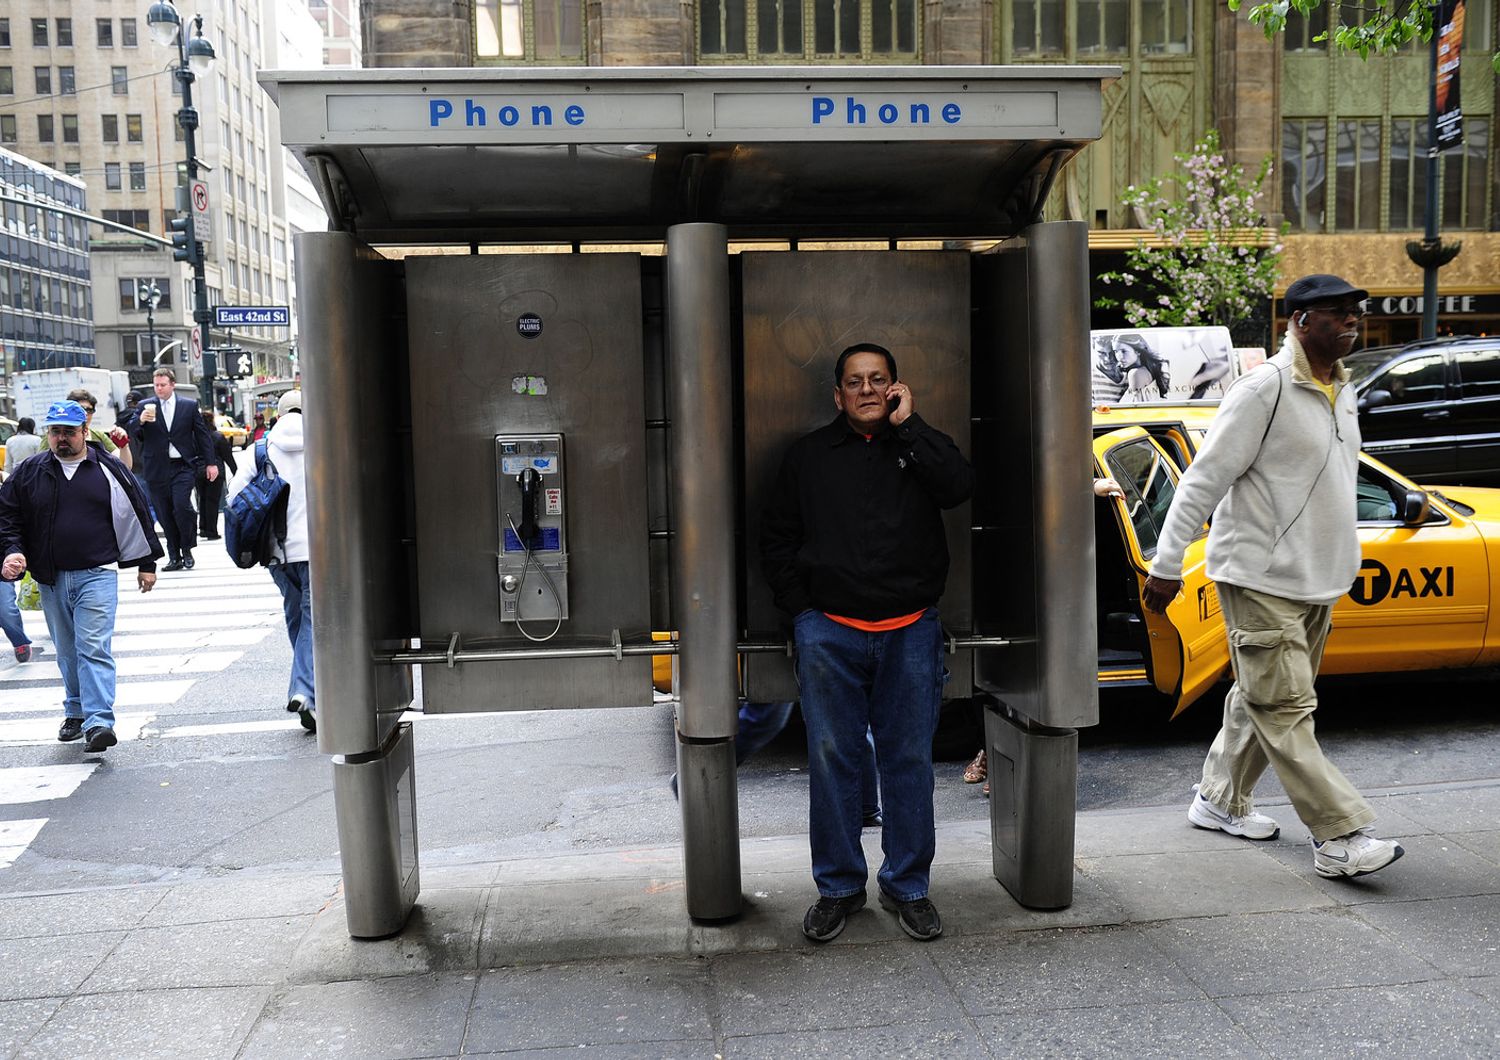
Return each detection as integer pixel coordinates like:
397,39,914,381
214,306,290,328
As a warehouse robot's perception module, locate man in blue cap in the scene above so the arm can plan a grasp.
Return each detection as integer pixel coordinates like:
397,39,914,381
0,400,162,752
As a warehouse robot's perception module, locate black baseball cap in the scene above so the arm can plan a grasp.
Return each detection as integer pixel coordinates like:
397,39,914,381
1284,274,1368,314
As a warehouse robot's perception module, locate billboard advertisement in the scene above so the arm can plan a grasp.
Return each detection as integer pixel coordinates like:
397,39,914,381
1436,0,1465,152
1090,326,1238,405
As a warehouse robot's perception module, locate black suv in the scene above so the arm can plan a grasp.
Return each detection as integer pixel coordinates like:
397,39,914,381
1344,335,1500,486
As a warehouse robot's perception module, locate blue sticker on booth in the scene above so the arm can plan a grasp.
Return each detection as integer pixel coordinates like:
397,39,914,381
504,527,562,552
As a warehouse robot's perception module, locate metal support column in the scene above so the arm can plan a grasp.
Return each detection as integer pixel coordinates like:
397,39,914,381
297,231,417,937
979,220,1096,909
665,222,742,920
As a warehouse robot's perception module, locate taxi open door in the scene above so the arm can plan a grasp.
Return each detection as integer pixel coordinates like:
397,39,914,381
1093,427,1230,715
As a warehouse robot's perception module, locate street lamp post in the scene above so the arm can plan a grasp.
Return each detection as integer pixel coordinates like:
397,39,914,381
146,0,217,406
137,280,162,367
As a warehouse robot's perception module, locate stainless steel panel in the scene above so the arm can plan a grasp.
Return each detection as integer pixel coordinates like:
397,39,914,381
406,254,651,711
984,705,1076,910
971,221,1098,730
741,251,973,702
297,232,415,756
333,721,420,937
666,224,739,741
676,737,743,920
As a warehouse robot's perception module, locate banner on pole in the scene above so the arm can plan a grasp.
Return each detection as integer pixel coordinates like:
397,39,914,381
1436,0,1465,152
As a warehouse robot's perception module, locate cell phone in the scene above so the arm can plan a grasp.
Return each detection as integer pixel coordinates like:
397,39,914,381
887,391,901,411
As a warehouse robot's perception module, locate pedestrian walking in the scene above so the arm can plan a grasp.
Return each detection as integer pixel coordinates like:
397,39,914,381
0,576,34,663
761,342,973,942
196,410,237,541
5,418,43,474
1143,273,1405,880
0,400,161,752
135,367,219,571
67,389,133,471
227,390,314,732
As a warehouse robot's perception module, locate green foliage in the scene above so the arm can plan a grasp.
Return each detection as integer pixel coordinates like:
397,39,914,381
1096,130,1286,328
1233,0,1500,71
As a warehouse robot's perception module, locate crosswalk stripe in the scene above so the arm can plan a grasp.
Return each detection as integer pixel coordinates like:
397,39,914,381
0,711,154,746
0,651,244,683
84,613,282,633
0,681,192,714
0,764,98,804
155,718,307,738
111,629,274,653
118,585,283,601
114,601,280,619
0,819,47,868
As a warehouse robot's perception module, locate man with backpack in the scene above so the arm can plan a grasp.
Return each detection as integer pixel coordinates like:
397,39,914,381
226,390,315,732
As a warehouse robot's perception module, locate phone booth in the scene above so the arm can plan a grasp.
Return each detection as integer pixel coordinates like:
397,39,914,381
263,66,1116,938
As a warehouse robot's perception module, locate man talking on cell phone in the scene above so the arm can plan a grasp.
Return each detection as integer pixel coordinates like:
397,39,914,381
760,342,972,943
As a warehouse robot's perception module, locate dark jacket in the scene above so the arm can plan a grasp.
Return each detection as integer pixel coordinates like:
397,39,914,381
135,394,218,484
0,444,164,584
760,412,973,621
200,432,238,479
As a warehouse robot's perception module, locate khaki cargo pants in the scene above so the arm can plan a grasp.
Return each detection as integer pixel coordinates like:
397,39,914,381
1198,583,1375,842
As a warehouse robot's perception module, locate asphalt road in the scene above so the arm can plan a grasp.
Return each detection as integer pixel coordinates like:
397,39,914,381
2,554,1497,896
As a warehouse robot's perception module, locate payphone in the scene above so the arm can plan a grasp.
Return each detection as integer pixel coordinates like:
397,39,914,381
496,433,570,630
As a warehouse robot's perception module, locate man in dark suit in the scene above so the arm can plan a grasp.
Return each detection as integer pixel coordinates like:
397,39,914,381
135,367,218,571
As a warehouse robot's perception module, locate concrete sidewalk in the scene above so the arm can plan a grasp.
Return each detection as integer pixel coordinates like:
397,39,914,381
3,778,1499,1058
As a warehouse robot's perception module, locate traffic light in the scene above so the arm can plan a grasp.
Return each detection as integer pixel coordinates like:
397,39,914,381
168,216,194,263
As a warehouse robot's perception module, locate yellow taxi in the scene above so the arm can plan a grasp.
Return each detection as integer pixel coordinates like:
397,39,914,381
1094,403,1500,715
215,414,249,449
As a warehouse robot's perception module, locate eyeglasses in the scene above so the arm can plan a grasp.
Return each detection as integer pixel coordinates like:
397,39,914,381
840,374,891,393
80,405,95,413
1306,301,1368,322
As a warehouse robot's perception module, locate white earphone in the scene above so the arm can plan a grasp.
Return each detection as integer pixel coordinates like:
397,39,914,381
1297,312,1309,326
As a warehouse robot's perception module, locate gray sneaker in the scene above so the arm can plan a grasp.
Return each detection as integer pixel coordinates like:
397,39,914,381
1313,830,1404,878
879,891,943,941
1187,786,1280,841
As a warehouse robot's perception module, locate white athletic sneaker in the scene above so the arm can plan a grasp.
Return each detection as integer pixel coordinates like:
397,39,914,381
1186,786,1280,840
1312,830,1405,878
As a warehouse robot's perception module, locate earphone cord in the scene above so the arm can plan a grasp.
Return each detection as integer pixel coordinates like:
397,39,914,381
506,515,563,643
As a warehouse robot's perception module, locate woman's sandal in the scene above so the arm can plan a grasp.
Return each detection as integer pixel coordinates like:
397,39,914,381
963,749,987,784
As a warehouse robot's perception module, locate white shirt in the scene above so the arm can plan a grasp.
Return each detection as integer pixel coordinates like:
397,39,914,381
161,393,182,460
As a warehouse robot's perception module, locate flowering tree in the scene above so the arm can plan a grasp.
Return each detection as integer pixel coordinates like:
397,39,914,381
1096,130,1285,329
1232,0,1500,71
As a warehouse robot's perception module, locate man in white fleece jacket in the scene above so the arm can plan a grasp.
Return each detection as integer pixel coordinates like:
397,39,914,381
1142,274,1404,880
226,390,315,734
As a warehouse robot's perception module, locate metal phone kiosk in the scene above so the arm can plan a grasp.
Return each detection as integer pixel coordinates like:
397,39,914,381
263,66,1116,938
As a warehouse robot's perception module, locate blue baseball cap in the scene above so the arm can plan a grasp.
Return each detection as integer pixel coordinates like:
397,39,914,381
41,400,87,428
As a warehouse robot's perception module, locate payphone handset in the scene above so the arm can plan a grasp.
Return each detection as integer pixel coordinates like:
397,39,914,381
495,434,569,636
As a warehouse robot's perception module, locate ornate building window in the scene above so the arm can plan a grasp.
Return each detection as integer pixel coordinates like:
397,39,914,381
474,0,584,63
1283,118,1329,232
1011,0,1188,57
699,1,919,61
1282,0,1494,233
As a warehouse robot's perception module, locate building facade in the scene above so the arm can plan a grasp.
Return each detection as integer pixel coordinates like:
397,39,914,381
354,0,1500,345
0,147,95,406
0,0,303,397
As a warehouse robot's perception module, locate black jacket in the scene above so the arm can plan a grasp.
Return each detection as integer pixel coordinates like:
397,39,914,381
0,443,164,584
134,394,218,485
760,412,973,621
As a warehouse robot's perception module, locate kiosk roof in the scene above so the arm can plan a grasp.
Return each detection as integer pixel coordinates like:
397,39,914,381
261,66,1119,243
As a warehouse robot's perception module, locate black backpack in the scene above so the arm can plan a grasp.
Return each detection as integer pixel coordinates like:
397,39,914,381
223,439,290,568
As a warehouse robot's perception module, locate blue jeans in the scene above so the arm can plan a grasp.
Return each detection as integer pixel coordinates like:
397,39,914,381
737,700,880,817
0,581,31,650
270,561,315,709
38,568,118,732
794,608,944,902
